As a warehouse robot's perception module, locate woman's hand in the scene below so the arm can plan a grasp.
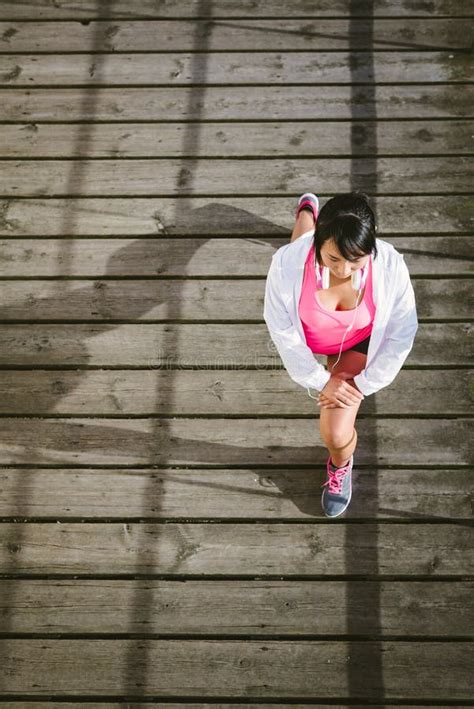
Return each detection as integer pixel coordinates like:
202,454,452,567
318,371,364,409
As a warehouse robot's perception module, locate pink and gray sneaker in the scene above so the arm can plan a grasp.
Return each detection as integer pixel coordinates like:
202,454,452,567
295,192,319,225
321,454,353,518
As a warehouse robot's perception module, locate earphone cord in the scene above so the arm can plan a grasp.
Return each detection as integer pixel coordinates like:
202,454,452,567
306,287,364,400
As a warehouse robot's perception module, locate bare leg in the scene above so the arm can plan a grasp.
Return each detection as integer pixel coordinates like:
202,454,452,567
290,209,315,243
327,428,358,467
319,350,366,467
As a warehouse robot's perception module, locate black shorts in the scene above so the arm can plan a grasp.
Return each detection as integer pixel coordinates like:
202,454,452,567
346,334,371,354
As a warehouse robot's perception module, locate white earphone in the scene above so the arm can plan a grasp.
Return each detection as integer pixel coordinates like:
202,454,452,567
316,258,369,294
306,254,370,400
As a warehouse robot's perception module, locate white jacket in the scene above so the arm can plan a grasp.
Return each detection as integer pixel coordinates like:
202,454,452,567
263,230,419,397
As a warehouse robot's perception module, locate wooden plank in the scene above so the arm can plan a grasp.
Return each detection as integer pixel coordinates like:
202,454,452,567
0,639,472,698
0,19,471,51
0,323,470,367
1,86,471,121
0,120,471,158
0,522,472,575
0,417,470,466
0,698,459,709
0,706,466,709
0,237,470,276
0,466,472,519
1,579,472,634
1,51,471,85
0,278,470,322
0,196,470,235
1,157,472,196
0,0,472,19
0,370,470,417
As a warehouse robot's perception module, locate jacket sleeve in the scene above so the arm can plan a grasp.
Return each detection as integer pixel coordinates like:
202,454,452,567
263,253,332,392
353,255,418,397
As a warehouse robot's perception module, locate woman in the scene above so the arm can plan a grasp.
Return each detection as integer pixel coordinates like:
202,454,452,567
263,191,418,518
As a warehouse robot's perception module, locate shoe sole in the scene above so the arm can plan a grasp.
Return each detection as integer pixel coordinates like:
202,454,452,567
298,192,318,206
296,193,319,221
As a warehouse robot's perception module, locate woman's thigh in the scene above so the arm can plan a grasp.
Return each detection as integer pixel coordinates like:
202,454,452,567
326,348,368,379
319,349,367,447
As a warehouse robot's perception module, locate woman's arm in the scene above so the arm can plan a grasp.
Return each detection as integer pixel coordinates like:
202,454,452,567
352,255,419,397
263,253,331,392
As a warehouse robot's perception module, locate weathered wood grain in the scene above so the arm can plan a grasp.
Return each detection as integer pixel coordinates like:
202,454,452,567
3,706,464,709
1,52,471,85
0,278,470,321
1,579,472,634
1,522,472,575
0,370,470,416
1,86,471,121
0,417,470,466
0,0,471,19
0,467,472,519
0,3,470,704
0,19,471,51
0,121,471,158
0,236,470,275
0,156,474,197
0,323,470,367
0,196,470,235
0,706,467,709
0,639,472,698
1,157,472,196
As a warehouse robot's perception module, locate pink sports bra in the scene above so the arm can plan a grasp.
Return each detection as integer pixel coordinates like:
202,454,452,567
298,243,376,355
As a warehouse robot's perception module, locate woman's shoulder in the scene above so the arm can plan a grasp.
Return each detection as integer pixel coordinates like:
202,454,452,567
375,238,413,305
375,237,397,257
272,231,313,270
375,238,405,269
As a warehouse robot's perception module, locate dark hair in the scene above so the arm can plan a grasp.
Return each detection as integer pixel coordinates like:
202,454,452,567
313,191,378,267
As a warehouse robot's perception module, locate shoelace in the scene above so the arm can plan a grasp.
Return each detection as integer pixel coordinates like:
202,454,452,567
321,465,350,495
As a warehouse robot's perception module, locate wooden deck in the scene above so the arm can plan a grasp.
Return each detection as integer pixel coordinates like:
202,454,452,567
0,0,473,704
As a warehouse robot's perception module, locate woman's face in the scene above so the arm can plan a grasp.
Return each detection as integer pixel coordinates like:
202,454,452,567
319,239,370,281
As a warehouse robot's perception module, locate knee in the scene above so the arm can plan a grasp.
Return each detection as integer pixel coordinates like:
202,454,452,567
321,426,356,451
